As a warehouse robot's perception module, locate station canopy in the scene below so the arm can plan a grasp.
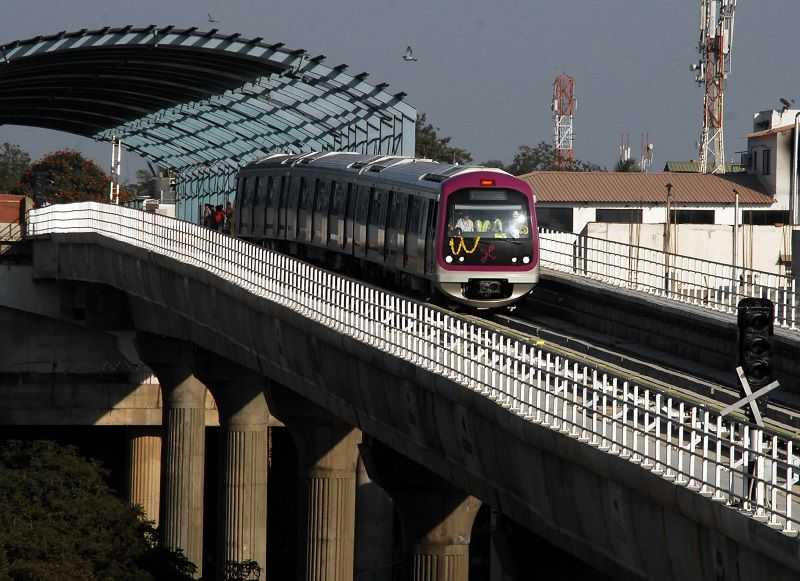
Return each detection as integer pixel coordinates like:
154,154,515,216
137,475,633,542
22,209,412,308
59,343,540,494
0,26,417,219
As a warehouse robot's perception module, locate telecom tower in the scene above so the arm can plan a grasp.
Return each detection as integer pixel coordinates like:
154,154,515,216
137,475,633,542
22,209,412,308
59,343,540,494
693,0,737,174
552,74,575,169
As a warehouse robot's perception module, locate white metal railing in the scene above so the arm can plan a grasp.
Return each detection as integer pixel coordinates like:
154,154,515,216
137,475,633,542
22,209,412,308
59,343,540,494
538,229,798,331
28,203,800,537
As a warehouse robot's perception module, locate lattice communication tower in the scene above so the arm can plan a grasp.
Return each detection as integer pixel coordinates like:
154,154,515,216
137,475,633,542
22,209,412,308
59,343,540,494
693,0,737,174
552,74,575,169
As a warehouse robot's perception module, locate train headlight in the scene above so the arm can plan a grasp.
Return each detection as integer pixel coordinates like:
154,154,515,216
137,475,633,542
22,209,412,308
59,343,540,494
522,256,530,264
445,255,453,263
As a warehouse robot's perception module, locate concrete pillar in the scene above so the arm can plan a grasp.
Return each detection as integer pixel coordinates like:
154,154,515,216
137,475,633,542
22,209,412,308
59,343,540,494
403,493,481,581
268,388,359,581
213,378,270,580
355,453,394,581
126,429,161,526
136,334,205,578
360,437,481,581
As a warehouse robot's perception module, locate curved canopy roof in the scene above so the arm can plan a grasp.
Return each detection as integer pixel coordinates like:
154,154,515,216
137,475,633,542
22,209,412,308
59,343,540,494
0,26,416,216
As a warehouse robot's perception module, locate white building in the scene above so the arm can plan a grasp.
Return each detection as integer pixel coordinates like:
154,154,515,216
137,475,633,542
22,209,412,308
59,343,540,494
745,108,800,223
518,171,773,234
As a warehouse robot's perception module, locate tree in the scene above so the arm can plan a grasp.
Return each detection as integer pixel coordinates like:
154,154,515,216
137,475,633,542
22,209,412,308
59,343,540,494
482,160,507,170
0,440,195,581
0,143,31,192
505,142,604,175
415,113,473,164
16,150,134,204
615,158,641,172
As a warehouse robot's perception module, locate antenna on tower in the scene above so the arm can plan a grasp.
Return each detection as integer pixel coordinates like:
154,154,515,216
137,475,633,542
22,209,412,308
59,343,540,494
640,133,654,173
692,0,737,174
618,133,632,164
552,74,575,169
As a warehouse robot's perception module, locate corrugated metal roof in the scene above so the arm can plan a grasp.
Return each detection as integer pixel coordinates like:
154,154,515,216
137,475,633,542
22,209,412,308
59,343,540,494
518,172,773,205
663,160,745,173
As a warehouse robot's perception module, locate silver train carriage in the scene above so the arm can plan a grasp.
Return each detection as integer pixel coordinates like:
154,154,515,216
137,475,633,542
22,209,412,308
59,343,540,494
234,151,539,309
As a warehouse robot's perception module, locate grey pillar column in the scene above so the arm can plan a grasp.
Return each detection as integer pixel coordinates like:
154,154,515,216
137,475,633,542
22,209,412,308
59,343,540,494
406,494,481,581
355,453,394,580
360,437,481,581
214,378,270,580
268,388,359,581
136,334,206,578
126,429,161,526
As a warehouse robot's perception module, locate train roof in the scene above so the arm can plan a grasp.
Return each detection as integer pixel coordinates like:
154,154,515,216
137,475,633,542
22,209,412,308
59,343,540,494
242,151,513,192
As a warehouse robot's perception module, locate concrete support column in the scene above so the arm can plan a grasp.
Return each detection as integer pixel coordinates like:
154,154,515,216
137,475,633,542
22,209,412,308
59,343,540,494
355,453,394,580
213,378,270,580
136,335,206,578
126,429,161,526
403,493,481,581
361,437,481,581
268,388,359,581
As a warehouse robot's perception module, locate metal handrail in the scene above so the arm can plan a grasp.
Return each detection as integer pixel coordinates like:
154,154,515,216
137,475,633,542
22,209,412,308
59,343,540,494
27,203,800,537
539,229,798,330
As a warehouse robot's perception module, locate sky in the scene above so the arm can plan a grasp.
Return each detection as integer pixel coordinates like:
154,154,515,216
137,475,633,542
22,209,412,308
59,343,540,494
1,0,799,183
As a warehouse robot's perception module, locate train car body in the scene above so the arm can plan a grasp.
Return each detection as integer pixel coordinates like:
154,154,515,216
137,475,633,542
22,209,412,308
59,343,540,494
235,151,539,308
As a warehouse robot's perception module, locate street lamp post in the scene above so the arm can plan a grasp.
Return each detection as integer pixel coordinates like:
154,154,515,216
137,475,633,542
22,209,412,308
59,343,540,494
664,182,673,292
732,188,739,297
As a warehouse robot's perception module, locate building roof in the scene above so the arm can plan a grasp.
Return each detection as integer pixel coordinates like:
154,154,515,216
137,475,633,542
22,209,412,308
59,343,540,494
518,172,773,205
747,123,796,139
0,26,417,221
663,160,745,173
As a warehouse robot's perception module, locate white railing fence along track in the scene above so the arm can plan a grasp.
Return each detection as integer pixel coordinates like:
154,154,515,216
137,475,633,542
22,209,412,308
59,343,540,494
28,203,800,537
538,228,798,331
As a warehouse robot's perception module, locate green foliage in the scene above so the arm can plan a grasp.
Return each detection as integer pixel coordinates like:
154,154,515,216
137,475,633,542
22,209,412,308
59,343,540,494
224,560,261,581
505,142,603,175
16,150,133,204
615,158,641,172
0,440,195,581
0,143,31,192
414,113,473,164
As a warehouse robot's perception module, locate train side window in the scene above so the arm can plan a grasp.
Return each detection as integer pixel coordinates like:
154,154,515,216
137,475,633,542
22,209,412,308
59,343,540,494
277,176,288,238
404,196,422,271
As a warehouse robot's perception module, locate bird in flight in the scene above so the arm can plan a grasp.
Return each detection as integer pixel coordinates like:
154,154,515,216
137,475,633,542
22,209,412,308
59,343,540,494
208,13,219,23
402,46,418,62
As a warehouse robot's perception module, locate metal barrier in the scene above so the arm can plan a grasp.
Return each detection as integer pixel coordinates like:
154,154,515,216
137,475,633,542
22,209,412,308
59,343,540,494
539,229,798,330
28,203,800,537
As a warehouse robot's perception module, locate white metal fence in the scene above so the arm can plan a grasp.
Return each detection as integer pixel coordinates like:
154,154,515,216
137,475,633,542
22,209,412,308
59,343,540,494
538,229,798,330
28,203,800,537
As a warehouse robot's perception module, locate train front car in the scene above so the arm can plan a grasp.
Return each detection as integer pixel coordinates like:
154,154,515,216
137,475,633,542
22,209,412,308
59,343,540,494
435,170,539,309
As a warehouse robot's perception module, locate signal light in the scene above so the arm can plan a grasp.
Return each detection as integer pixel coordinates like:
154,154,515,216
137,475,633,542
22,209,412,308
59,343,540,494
737,297,774,419
479,178,495,187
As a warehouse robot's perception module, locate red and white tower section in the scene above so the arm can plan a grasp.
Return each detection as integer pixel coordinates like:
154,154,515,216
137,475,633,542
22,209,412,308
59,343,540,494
693,0,737,174
552,74,575,169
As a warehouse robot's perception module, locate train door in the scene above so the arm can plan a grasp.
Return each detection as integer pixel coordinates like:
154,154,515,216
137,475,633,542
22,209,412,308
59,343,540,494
265,175,278,238
424,200,438,274
313,179,332,247
277,175,289,239
353,185,371,258
328,180,346,250
344,182,356,254
387,191,408,269
404,195,425,274
298,176,314,243
286,177,302,241
253,176,269,238
367,188,389,264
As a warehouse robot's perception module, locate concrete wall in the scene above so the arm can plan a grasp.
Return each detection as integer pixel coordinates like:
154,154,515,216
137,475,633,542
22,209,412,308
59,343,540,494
584,222,795,274
26,233,800,581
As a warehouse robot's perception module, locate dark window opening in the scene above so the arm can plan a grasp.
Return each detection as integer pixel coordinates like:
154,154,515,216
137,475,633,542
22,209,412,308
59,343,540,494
536,207,573,232
670,210,715,224
741,210,790,225
762,150,771,176
595,209,643,224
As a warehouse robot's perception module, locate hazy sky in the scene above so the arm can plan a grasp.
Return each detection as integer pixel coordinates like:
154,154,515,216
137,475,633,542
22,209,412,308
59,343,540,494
1,0,798,182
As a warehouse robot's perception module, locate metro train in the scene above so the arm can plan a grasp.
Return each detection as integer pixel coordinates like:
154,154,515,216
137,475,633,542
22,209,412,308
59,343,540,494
234,151,539,309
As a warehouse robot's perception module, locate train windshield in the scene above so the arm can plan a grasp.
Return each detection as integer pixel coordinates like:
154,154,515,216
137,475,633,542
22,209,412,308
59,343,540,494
446,189,531,240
